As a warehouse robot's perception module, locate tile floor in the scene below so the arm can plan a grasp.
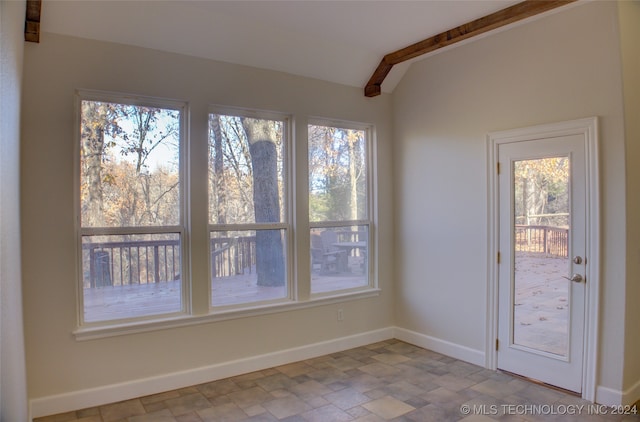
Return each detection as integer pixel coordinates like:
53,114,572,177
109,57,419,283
35,340,639,422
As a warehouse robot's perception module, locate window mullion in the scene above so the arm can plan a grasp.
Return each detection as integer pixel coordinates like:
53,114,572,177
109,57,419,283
309,220,370,229
81,226,184,236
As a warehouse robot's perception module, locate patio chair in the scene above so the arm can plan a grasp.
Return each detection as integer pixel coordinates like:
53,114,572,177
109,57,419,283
311,232,348,274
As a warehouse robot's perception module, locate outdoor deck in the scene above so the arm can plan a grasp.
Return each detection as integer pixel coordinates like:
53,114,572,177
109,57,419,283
83,225,571,357
83,259,367,323
84,253,569,358
513,253,569,356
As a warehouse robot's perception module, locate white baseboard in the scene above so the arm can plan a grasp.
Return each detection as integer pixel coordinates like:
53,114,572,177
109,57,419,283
30,327,394,419
392,328,638,407
597,377,640,406
596,385,623,406
393,327,485,367
37,326,625,420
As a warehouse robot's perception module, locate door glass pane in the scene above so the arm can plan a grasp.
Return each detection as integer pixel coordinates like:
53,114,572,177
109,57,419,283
512,157,570,356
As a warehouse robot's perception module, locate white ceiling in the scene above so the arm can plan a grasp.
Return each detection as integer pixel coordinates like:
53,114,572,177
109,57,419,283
41,0,527,93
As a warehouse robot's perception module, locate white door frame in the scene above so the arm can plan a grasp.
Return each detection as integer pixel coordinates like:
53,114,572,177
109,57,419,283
486,117,600,401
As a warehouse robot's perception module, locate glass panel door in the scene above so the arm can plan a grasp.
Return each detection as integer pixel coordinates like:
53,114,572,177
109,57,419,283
495,123,594,395
512,156,570,356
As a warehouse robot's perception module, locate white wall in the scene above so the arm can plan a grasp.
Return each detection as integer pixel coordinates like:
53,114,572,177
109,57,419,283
393,1,629,402
21,33,394,415
619,0,640,404
0,0,29,420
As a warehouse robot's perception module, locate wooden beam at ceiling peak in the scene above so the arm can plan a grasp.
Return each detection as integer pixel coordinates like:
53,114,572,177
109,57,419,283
25,0,42,43
364,0,577,97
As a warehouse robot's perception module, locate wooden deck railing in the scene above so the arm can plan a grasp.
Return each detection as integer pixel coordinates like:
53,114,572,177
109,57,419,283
515,225,568,258
83,236,257,288
82,226,563,288
82,239,181,288
210,236,256,278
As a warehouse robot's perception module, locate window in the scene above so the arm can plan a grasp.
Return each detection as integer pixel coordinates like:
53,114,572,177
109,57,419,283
308,123,371,293
208,110,290,307
76,93,375,332
78,92,186,324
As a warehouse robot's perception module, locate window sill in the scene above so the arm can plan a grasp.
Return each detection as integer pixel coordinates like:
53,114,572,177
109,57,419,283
73,288,381,341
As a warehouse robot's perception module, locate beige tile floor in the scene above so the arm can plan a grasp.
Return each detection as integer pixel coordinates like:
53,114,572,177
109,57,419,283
35,340,639,422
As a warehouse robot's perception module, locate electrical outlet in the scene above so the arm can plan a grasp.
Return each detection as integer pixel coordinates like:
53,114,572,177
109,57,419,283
337,308,344,322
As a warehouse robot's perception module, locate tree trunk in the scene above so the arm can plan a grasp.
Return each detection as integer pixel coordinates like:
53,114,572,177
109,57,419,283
347,130,359,221
242,118,285,286
81,103,109,226
210,115,226,224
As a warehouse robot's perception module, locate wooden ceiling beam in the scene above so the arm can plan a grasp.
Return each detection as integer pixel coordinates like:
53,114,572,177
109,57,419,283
25,0,42,43
364,0,576,97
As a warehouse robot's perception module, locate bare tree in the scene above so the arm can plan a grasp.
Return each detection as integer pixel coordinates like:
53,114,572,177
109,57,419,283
241,117,285,287
81,101,121,227
515,157,569,227
308,125,366,222
210,114,227,224
81,101,180,228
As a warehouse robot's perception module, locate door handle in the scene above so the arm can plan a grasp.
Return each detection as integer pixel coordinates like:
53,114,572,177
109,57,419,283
562,273,585,283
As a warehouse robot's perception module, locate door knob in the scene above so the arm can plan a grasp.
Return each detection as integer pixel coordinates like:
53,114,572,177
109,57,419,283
563,273,585,283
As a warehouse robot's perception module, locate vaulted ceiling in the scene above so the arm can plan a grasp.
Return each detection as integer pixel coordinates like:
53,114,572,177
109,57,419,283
39,1,574,94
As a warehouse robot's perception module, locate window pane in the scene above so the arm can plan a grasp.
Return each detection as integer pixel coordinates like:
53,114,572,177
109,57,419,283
211,230,287,306
208,114,285,224
82,233,182,322
310,226,368,293
80,101,181,227
308,125,367,222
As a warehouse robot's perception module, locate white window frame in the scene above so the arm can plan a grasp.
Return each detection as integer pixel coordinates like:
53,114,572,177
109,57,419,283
307,118,376,296
207,105,294,310
74,90,190,328
72,100,380,340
